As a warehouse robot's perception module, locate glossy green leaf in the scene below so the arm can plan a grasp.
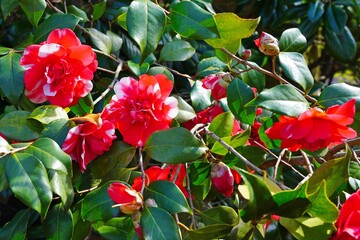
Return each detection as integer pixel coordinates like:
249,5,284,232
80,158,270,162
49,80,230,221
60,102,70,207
324,26,357,62
317,83,360,109
188,224,236,239
272,182,311,218
189,161,211,185
279,28,307,52
92,0,106,20
250,84,309,116
308,181,339,223
159,40,195,62
107,31,123,53
239,63,265,92
211,128,250,155
69,94,94,116
278,52,314,93
33,13,81,43
196,57,227,78
206,13,259,51
127,0,166,62
174,96,196,123
227,78,256,125
1,1,18,19
95,217,134,240
127,60,150,76
88,28,112,54
5,152,52,218
0,46,12,55
141,207,181,240
67,5,89,22
0,208,32,240
40,119,71,146
236,168,277,222
26,138,73,208
208,112,234,144
144,127,208,163
117,12,127,31
307,1,324,22
144,180,191,213
18,0,46,27
72,207,91,240
81,182,119,221
307,145,351,197
223,145,266,168
0,157,9,191
29,105,68,125
190,80,211,112
280,217,335,240
324,4,346,33
44,204,73,240
170,1,218,39
0,52,24,105
92,141,136,179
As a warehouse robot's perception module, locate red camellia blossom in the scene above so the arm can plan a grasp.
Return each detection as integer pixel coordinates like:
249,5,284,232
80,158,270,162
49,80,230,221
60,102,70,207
108,182,143,215
62,114,116,172
265,99,357,152
201,72,232,100
331,190,360,240
102,74,178,147
211,162,235,197
20,28,98,107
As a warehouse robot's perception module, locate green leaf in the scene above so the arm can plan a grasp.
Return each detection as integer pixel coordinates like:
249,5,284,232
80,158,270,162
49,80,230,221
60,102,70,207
126,60,150,76
190,80,211,112
0,157,9,192
144,127,208,163
280,217,335,240
236,168,277,222
0,208,32,240
144,180,191,214
72,207,91,240
196,57,227,78
67,5,89,22
207,112,234,144
0,52,24,105
0,111,40,141
40,119,71,146
279,28,307,52
44,204,73,240
324,4,346,33
69,94,94,116
174,96,196,123
147,66,174,81
29,105,68,125
107,31,123,53
95,217,134,240
206,13,259,51
127,0,166,62
227,78,256,124
324,26,357,62
141,207,181,240
159,40,195,62
211,128,250,156
33,13,81,43
189,161,211,185
18,0,46,27
223,145,266,168
170,1,218,40
0,47,12,55
278,52,314,93
308,181,339,223
307,1,324,22
88,28,112,54
239,62,265,92
307,145,351,197
250,85,309,116
317,83,360,109
272,182,311,218
26,138,74,208
81,182,119,222
1,1,18,19
92,0,106,20
5,153,52,218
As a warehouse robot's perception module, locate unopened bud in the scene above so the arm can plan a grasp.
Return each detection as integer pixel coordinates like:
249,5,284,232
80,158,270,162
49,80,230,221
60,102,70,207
254,32,280,56
216,72,232,88
241,49,252,60
211,162,234,197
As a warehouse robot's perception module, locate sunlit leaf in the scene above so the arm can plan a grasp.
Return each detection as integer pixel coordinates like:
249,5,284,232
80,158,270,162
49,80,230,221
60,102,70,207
279,28,307,52
29,105,68,125
18,0,46,27
159,40,195,62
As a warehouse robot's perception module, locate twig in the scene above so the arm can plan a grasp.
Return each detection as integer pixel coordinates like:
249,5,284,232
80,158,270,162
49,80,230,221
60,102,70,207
97,67,116,75
301,150,313,174
324,137,360,160
185,163,197,229
138,147,146,195
154,63,192,79
273,149,287,179
220,48,317,103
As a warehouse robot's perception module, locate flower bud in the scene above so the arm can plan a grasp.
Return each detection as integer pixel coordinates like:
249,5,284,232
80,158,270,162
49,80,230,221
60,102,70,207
211,162,234,197
240,49,252,60
108,182,143,215
216,72,232,88
254,32,280,56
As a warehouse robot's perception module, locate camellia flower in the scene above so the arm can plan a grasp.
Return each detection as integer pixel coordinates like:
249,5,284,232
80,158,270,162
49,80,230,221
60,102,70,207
211,162,235,197
62,114,116,172
265,99,357,152
331,190,360,239
201,72,232,100
20,28,98,107
108,182,143,215
254,32,280,56
102,74,178,147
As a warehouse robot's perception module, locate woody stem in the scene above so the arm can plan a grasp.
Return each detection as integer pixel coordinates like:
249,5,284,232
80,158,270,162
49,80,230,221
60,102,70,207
138,146,146,195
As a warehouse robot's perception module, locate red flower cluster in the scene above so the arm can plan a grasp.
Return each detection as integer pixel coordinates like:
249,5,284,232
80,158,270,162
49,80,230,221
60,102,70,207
102,74,178,147
62,114,116,172
20,28,97,107
331,190,360,240
266,99,357,152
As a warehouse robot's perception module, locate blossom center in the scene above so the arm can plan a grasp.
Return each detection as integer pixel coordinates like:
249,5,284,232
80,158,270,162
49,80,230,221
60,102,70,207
45,59,72,84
